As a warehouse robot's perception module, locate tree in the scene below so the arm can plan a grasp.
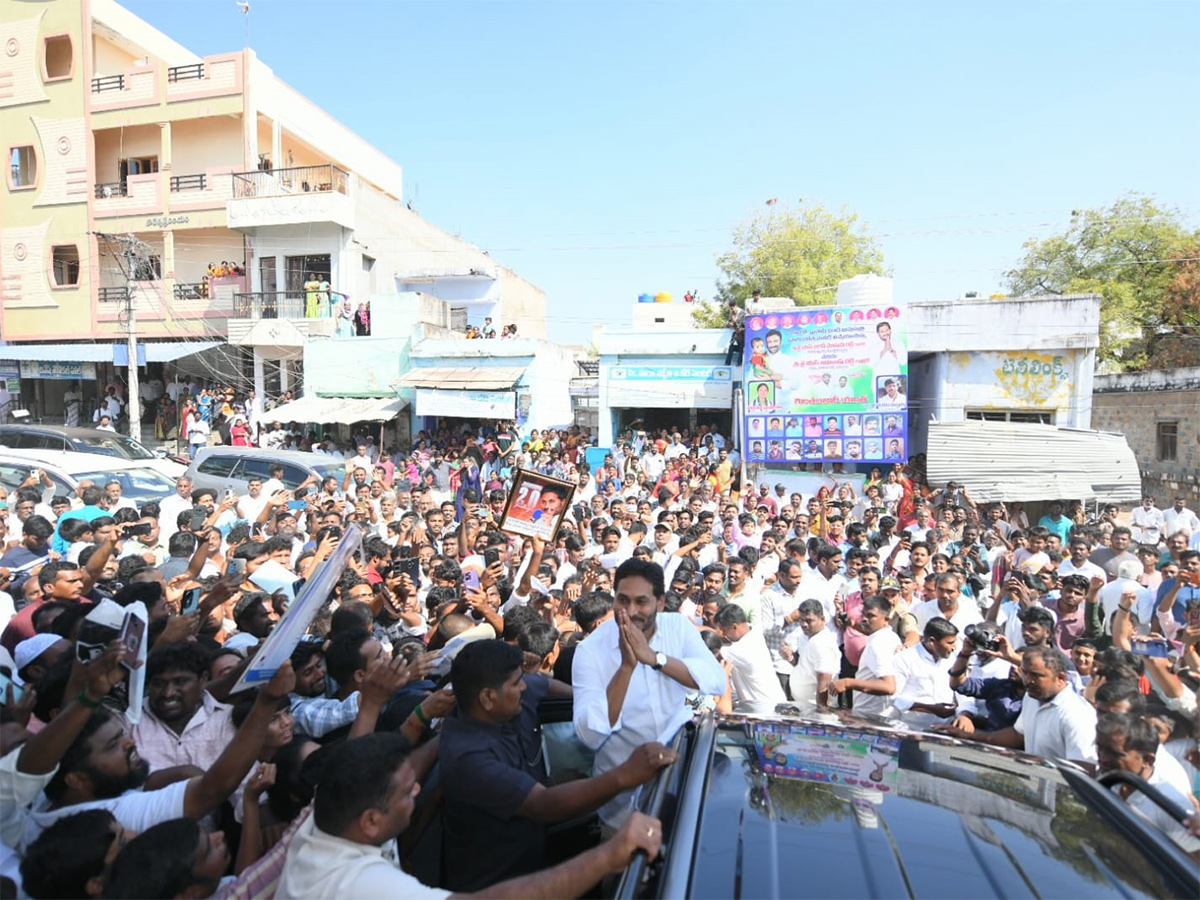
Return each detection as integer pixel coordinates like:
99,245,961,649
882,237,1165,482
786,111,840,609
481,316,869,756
1004,193,1199,369
691,202,886,328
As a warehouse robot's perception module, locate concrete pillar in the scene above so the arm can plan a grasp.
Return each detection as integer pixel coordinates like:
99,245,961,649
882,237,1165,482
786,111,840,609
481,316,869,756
279,357,289,393
272,120,282,171
160,121,171,210
253,351,265,398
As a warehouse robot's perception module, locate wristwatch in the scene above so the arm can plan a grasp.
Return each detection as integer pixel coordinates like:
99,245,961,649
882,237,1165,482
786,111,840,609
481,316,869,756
653,652,667,671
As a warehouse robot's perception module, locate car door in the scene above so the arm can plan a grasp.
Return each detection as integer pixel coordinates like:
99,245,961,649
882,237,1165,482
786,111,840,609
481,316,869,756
193,453,241,496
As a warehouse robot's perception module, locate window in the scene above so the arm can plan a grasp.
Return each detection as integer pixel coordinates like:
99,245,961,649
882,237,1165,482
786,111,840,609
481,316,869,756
966,409,1053,425
119,156,158,179
132,256,162,281
1156,421,1178,462
52,245,80,286
9,146,37,189
197,455,239,478
42,35,73,81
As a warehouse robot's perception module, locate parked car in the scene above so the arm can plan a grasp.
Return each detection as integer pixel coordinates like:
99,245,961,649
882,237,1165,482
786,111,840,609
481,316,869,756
0,450,178,506
0,425,187,479
612,711,1199,899
185,446,350,497
401,703,1199,899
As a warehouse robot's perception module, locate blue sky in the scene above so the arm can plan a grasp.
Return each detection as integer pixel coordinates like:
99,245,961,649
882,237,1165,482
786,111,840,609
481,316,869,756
124,0,1200,344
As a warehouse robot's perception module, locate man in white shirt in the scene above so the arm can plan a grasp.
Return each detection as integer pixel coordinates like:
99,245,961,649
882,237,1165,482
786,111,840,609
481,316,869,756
103,480,137,515
1130,496,1165,547
830,596,901,717
572,558,726,829
892,617,960,729
1163,496,1200,541
1095,713,1200,855
781,599,841,706
1057,536,1106,583
236,476,268,525
937,646,1096,762
1097,560,1154,634
877,378,907,408
277,732,663,900
805,545,847,635
724,556,761,624
910,573,982,633
759,559,806,694
157,476,194,541
713,604,785,709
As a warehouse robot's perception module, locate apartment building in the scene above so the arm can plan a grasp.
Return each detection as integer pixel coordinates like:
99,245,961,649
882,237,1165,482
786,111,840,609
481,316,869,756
1,0,544,418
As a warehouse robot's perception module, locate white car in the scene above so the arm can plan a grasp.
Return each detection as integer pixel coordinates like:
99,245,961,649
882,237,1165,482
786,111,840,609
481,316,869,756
0,425,187,480
0,450,178,507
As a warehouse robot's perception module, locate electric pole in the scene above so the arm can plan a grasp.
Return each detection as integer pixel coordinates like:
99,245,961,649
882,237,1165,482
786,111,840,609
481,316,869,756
97,233,151,443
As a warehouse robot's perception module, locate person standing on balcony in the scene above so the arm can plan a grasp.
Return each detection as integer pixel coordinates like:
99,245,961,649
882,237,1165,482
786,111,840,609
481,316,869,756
318,276,331,317
304,273,320,318
336,297,355,338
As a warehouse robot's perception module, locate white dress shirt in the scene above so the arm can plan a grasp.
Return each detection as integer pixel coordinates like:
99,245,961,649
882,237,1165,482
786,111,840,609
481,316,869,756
853,626,902,717
1013,687,1097,762
1163,506,1200,539
721,626,785,709
783,628,840,705
909,597,982,634
892,642,956,728
572,613,726,827
803,569,846,636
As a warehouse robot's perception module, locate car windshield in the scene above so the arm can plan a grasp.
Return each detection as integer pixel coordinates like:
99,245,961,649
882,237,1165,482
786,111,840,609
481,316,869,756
75,468,176,502
74,434,157,460
314,463,350,482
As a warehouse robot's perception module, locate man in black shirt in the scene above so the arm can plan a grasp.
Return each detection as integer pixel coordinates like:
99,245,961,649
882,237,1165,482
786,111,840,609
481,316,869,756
438,640,672,891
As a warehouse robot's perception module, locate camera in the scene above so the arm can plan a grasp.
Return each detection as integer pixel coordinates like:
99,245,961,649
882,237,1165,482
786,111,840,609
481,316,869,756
963,623,1000,653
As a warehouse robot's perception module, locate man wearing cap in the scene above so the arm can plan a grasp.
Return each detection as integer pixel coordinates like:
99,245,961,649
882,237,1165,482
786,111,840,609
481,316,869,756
14,634,72,687
879,576,920,647
878,378,906,408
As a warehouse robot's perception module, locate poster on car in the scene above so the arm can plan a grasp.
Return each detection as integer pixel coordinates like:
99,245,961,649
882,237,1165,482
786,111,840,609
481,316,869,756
743,303,907,465
753,722,902,791
498,469,575,542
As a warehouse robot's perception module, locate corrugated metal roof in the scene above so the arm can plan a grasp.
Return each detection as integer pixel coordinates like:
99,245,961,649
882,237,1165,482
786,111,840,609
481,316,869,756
264,395,407,425
394,367,525,390
926,421,1141,504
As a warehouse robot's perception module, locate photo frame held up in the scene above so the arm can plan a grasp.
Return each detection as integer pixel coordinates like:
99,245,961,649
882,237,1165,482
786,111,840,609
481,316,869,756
498,469,576,542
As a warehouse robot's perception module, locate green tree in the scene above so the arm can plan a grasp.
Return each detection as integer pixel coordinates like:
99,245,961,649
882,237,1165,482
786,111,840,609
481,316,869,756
691,202,886,328
1004,193,1199,368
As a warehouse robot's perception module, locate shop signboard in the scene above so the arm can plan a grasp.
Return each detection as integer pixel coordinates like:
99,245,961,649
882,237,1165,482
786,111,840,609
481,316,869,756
19,360,98,380
609,365,732,382
414,387,515,420
743,304,907,465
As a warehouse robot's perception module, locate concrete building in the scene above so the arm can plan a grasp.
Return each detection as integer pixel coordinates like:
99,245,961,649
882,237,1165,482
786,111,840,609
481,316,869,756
906,293,1101,451
0,0,543,419
595,303,733,446
1092,367,1200,508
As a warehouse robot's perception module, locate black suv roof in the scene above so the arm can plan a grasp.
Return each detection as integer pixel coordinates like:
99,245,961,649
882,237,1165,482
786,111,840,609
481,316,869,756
623,713,1197,899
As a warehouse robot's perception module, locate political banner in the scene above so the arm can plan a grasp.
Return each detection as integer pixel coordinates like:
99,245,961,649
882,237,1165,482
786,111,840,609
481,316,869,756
743,303,907,465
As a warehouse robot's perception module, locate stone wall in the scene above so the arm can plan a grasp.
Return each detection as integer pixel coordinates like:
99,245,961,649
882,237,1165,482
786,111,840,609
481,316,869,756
1092,368,1200,508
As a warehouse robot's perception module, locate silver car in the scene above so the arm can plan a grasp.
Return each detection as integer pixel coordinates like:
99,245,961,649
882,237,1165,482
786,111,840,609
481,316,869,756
185,446,349,496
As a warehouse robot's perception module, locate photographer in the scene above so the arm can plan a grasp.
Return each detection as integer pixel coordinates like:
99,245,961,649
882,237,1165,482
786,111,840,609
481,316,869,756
944,623,1025,732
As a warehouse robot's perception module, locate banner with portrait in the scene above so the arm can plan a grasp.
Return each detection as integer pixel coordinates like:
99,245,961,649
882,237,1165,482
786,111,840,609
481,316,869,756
743,303,908,465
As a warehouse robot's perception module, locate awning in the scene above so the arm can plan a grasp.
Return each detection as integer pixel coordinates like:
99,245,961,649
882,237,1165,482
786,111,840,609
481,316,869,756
394,367,525,391
264,395,408,425
925,421,1141,504
0,343,115,362
2,341,224,364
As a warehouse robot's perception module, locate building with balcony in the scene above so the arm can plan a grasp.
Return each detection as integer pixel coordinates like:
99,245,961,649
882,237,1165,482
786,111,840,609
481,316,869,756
0,0,545,421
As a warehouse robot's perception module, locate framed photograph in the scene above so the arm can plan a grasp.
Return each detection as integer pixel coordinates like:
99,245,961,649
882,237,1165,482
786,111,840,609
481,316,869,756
498,470,576,541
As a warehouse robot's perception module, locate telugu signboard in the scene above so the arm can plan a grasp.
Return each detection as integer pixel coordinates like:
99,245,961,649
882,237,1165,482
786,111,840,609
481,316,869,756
742,304,907,465
19,360,98,380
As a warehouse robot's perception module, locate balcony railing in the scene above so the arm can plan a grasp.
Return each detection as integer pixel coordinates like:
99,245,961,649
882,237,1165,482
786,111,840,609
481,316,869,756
174,282,207,300
231,164,349,200
169,173,206,192
92,74,125,93
234,291,306,319
95,181,128,199
233,290,350,319
98,286,127,302
167,63,205,83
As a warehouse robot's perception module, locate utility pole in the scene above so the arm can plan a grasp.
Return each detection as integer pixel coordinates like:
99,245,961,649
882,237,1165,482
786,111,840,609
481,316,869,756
124,242,141,444
97,233,151,443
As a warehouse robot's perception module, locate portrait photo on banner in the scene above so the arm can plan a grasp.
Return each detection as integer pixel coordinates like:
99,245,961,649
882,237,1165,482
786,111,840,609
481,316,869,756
498,469,576,541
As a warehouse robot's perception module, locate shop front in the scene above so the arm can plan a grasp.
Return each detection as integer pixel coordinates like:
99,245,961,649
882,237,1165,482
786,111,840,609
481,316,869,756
595,328,734,449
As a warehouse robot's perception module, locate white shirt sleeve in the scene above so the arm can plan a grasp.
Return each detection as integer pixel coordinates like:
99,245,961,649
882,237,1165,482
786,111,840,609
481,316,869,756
571,632,622,750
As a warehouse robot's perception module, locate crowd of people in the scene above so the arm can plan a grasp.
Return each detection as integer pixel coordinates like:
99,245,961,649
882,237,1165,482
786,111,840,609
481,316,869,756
0,418,1198,899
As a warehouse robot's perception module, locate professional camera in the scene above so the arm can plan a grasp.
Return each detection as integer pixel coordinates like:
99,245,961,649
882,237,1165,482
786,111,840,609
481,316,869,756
963,623,1001,653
